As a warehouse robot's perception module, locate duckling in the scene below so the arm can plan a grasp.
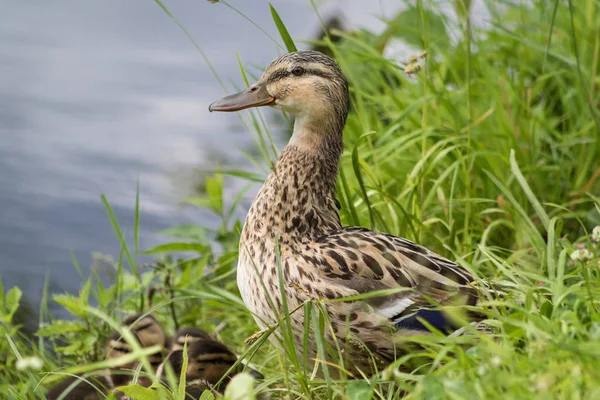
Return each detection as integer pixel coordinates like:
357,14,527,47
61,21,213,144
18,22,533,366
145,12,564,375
209,50,496,377
116,313,169,387
47,314,167,399
170,326,264,380
45,373,113,400
171,327,214,351
46,331,142,400
158,340,239,396
122,313,170,353
158,332,264,398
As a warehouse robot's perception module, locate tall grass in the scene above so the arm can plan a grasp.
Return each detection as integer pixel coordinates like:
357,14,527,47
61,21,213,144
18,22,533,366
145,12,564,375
1,0,599,399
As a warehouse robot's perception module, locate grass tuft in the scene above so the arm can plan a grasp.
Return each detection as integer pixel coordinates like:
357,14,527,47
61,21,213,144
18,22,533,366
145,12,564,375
2,1,599,399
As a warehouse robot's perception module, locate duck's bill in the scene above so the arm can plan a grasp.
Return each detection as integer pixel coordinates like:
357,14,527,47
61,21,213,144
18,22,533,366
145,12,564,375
209,84,275,112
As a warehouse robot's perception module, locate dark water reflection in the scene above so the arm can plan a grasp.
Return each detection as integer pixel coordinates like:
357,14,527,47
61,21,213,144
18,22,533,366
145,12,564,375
2,0,479,321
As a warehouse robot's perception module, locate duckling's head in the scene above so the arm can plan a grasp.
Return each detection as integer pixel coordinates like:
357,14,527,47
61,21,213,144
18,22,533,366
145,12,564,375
210,50,349,129
163,341,238,386
105,329,164,372
122,313,169,349
105,330,139,364
171,327,214,351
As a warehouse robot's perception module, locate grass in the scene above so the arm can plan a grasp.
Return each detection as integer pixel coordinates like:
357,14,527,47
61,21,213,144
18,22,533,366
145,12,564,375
1,0,600,399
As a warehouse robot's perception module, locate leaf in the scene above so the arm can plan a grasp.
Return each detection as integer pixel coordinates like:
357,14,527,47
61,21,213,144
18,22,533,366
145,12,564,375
540,300,553,318
484,170,546,254
510,149,550,230
53,294,88,317
4,286,22,319
346,380,373,400
199,391,216,400
157,224,210,241
388,7,449,49
116,384,163,400
184,170,226,216
269,4,297,52
37,320,83,337
101,194,139,280
79,279,92,305
143,242,208,255
224,372,256,400
418,374,446,400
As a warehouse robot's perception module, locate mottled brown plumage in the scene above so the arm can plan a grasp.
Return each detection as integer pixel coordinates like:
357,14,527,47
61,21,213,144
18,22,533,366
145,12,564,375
209,50,487,377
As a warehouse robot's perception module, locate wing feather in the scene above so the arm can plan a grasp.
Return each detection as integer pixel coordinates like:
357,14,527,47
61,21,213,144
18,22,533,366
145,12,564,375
310,227,479,330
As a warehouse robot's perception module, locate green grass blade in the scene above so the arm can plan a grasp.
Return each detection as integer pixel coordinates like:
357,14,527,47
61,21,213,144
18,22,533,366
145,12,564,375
269,4,297,52
100,194,139,282
510,149,550,230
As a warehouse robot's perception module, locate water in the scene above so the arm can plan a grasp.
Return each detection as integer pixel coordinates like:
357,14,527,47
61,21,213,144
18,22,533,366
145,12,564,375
1,0,416,320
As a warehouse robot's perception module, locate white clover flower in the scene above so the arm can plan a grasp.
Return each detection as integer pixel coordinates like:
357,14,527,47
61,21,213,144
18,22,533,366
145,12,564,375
534,373,554,392
490,355,502,367
570,249,593,262
477,365,487,376
16,356,44,371
592,226,600,243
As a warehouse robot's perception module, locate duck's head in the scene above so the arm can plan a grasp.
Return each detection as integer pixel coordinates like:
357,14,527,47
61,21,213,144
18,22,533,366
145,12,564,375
171,327,214,351
209,50,349,127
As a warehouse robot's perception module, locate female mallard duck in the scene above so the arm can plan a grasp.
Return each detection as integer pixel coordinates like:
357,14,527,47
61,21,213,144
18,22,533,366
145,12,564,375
209,50,489,376
46,314,167,399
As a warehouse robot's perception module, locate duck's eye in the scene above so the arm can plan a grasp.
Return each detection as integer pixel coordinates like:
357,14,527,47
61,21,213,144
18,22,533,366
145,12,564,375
291,66,304,76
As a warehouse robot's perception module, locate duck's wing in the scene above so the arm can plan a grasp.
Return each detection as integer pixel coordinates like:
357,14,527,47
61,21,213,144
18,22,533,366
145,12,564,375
310,227,480,331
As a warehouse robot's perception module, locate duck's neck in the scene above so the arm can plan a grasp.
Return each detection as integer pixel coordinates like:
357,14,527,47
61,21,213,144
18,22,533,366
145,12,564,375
244,115,345,242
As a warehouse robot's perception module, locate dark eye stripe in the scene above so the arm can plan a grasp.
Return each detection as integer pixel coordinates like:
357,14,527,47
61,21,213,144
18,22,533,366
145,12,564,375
111,345,131,353
267,69,290,83
266,68,336,83
132,322,154,332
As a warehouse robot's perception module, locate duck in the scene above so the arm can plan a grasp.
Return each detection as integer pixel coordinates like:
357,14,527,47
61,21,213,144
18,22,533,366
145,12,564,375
46,314,167,399
157,327,264,397
208,50,493,377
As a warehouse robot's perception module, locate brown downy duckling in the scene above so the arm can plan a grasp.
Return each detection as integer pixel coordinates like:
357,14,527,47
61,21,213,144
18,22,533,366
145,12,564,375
170,327,215,351
46,314,167,399
158,330,264,398
46,331,143,400
112,313,170,387
170,327,264,380
158,340,240,396
122,313,170,353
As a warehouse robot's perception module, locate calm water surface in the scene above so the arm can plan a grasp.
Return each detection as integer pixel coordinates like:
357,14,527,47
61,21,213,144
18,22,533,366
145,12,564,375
1,0,413,319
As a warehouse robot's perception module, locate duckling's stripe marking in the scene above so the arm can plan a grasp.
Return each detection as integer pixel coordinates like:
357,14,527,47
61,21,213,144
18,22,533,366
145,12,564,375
131,322,154,332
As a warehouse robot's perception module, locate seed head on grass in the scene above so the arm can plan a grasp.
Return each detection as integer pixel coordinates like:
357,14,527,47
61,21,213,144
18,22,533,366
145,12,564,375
404,55,422,75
